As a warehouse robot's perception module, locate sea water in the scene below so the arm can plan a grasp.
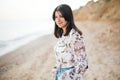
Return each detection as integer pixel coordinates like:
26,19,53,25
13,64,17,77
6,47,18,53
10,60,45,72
0,20,54,56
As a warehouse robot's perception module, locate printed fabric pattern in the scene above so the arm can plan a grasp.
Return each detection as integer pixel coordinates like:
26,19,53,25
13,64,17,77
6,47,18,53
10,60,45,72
53,28,88,80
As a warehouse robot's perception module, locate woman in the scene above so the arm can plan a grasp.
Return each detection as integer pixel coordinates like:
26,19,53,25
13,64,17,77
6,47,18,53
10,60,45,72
52,4,88,80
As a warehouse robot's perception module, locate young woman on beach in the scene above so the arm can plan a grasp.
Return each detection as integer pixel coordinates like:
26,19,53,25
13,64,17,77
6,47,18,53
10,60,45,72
52,4,88,80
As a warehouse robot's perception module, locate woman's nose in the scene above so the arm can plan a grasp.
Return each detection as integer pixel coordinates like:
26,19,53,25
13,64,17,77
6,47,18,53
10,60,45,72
56,18,60,22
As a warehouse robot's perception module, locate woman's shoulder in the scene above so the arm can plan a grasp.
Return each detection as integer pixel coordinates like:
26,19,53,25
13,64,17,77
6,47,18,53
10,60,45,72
69,28,83,39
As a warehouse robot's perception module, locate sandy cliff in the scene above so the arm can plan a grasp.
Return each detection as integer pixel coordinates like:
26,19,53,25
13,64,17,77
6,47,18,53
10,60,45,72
73,0,120,21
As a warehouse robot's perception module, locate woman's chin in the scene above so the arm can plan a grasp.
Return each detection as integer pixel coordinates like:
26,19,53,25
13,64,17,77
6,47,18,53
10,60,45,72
58,26,63,28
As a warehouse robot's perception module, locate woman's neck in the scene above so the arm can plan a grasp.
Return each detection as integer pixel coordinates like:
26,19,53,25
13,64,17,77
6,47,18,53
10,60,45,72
62,27,66,35
62,24,68,35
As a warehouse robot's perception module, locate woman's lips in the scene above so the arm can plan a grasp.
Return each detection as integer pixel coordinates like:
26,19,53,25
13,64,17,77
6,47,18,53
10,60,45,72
58,22,62,25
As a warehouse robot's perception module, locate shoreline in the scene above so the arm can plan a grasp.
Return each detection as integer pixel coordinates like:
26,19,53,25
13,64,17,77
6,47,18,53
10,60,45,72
0,31,53,57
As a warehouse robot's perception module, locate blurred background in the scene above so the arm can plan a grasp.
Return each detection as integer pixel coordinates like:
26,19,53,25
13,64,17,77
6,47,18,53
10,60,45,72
0,0,120,80
0,0,90,56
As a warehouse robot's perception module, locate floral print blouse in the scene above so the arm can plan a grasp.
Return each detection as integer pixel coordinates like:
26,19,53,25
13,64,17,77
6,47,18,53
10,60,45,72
53,28,88,80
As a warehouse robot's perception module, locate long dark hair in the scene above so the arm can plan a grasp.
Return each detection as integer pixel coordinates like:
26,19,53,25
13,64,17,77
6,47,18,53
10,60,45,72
52,4,82,38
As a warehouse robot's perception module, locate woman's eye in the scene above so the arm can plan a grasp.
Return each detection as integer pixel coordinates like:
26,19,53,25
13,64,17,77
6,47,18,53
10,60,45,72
55,15,63,19
60,15,63,18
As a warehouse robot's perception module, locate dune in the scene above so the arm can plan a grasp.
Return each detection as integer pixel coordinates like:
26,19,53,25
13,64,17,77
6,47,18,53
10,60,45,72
73,0,120,21
76,20,120,80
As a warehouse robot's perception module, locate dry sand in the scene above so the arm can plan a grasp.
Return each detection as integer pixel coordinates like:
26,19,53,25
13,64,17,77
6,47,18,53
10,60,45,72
0,21,120,80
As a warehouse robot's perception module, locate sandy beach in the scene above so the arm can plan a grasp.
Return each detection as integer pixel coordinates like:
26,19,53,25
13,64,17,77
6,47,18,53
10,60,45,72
0,20,120,80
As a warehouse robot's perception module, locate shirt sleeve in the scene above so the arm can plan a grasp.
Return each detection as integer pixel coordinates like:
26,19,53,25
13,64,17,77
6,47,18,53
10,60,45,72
52,53,58,72
72,35,88,75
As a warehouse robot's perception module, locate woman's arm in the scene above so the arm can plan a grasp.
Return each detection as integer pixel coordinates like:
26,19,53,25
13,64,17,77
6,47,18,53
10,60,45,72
72,35,88,75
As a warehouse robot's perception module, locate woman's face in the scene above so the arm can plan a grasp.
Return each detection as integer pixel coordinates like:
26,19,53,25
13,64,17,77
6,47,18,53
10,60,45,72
55,11,68,29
